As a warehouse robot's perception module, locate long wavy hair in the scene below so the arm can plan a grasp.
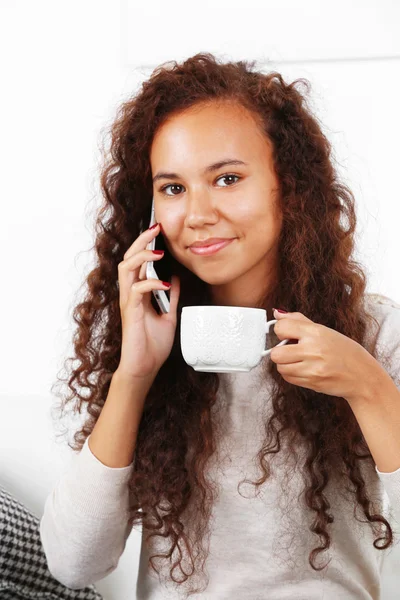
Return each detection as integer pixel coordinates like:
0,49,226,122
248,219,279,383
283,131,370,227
52,52,396,594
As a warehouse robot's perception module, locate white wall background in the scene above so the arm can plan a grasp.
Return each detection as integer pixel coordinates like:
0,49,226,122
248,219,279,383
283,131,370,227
0,1,399,598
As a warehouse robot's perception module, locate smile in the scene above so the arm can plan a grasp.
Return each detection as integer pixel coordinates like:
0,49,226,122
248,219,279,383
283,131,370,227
189,239,235,256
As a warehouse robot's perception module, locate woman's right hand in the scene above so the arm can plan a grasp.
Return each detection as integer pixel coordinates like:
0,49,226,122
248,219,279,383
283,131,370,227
116,223,180,381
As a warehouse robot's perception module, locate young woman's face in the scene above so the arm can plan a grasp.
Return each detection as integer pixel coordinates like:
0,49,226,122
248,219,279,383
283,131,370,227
150,100,283,306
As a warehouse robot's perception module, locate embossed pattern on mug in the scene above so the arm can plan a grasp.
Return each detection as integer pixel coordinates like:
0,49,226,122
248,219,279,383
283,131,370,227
182,309,265,369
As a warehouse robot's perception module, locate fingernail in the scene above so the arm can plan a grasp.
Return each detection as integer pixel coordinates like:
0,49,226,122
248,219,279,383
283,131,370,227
273,307,288,313
161,281,171,288
149,222,159,231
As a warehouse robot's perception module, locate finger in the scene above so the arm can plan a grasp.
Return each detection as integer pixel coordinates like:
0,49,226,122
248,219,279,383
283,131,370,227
162,274,180,322
273,310,313,324
138,261,147,281
274,318,310,341
128,278,171,311
138,249,165,280
123,223,160,261
276,363,308,379
118,250,164,305
270,344,304,364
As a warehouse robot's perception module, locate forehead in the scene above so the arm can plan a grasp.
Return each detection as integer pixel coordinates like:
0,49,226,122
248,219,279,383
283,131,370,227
150,101,270,167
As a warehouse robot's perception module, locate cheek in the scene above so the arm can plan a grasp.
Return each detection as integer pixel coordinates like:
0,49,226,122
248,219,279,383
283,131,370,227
159,210,181,242
227,199,255,225
162,221,184,258
160,203,184,229
162,236,173,254
244,218,281,258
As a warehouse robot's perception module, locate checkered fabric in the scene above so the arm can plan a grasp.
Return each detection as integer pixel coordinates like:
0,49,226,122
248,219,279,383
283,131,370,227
0,485,103,600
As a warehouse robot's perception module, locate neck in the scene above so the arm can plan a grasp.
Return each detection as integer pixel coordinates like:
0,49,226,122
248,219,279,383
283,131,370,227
209,261,278,316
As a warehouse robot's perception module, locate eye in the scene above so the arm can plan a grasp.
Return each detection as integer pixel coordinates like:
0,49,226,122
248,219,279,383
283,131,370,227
159,183,184,197
159,173,241,196
216,174,241,187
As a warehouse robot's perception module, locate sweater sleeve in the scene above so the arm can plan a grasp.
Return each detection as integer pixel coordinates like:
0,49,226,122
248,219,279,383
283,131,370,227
40,435,135,589
369,295,400,524
375,464,400,524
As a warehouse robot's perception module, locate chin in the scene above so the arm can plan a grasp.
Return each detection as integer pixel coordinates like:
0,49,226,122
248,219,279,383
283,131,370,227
193,270,236,286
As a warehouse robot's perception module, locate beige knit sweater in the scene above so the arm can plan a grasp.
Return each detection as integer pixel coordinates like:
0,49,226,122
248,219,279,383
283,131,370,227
40,293,400,599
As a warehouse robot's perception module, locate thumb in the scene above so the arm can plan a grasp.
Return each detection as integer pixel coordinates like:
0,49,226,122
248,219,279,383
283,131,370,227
273,308,288,319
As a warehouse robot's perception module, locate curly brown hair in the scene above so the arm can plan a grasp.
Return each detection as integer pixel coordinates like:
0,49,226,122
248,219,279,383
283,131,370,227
51,52,395,594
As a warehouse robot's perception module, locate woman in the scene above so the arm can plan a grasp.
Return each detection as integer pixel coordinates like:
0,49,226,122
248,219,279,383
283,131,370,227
40,52,400,599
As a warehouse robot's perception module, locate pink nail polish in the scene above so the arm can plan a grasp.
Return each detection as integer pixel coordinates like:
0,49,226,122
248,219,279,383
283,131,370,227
275,308,288,313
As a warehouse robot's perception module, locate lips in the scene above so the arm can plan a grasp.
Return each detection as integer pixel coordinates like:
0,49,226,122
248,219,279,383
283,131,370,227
189,238,235,255
189,238,234,248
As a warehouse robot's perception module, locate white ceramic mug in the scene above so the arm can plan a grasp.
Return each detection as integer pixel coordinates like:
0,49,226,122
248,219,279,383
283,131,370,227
180,305,290,373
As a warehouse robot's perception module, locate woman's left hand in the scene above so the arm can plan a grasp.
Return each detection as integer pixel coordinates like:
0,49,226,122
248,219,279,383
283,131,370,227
270,309,384,402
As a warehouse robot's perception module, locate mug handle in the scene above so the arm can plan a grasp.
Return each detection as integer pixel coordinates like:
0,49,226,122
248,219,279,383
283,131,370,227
261,319,290,357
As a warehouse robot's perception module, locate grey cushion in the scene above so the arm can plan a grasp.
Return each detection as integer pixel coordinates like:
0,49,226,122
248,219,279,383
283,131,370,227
0,486,103,600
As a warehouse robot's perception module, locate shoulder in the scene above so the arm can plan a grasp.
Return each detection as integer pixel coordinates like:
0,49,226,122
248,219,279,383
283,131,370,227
364,293,400,333
363,293,400,380
365,293,400,311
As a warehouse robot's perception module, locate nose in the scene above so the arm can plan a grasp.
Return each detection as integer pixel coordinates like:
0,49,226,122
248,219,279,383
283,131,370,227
184,190,219,228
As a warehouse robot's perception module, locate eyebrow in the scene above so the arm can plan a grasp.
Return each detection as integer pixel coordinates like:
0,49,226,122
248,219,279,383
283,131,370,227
152,159,248,184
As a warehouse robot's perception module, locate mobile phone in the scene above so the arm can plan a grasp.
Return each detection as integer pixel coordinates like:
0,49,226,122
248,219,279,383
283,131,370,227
144,197,170,314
